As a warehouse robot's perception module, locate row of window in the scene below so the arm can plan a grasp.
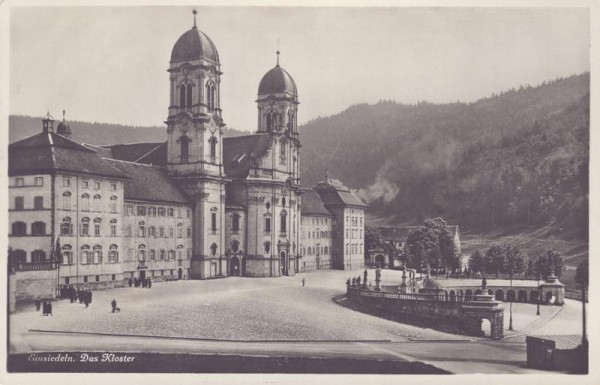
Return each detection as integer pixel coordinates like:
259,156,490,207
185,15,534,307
345,228,364,239
11,221,46,236
345,243,364,255
13,177,44,187
13,196,44,210
265,109,295,132
346,215,364,227
302,246,329,256
126,205,190,218
307,230,331,239
305,217,330,226
62,192,118,212
178,135,218,163
178,81,217,110
62,177,118,191
134,245,190,262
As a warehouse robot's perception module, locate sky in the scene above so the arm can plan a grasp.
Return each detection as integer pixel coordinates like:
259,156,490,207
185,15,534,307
9,6,590,131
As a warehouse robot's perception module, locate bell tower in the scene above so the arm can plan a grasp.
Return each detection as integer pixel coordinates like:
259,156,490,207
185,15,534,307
166,10,227,279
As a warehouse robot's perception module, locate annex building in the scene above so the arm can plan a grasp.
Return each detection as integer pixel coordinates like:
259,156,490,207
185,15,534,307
8,14,366,302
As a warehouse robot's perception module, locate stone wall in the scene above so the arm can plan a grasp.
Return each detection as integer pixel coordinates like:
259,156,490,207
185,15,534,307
14,270,57,302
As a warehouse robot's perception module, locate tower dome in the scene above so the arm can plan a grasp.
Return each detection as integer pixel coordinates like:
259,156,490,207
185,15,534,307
170,11,219,64
258,52,297,97
56,110,72,139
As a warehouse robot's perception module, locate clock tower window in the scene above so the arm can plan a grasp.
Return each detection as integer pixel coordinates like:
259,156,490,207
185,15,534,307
180,135,190,163
209,136,217,160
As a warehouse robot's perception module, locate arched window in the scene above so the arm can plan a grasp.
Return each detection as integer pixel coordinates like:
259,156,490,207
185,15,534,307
280,210,287,233
205,81,215,109
81,245,91,264
186,83,193,107
31,250,47,262
180,85,186,108
231,240,240,253
81,193,90,211
168,249,176,260
345,244,349,254
12,221,26,236
109,196,118,213
110,219,117,236
63,191,72,210
177,223,183,238
264,242,271,254
138,221,145,237
177,245,184,260
93,245,102,264
210,243,218,256
138,245,146,261
60,245,72,265
209,137,217,159
109,244,118,263
94,218,102,236
180,135,190,163
232,213,240,232
81,217,90,236
288,109,295,131
93,194,101,212
266,110,278,132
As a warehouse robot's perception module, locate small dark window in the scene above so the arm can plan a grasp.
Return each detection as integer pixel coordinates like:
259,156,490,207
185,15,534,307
210,137,217,159
280,211,287,233
264,242,271,253
31,250,46,262
34,196,43,209
186,84,193,107
84,276,88,283
265,217,271,233
180,85,186,107
31,221,46,236
211,213,217,231
180,135,190,163
15,197,24,210
12,222,27,236
65,277,70,285
232,214,240,232
95,275,100,282
111,274,115,281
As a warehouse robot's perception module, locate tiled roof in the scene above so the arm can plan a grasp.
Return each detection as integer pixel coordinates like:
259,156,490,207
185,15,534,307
9,132,127,179
223,134,271,179
136,141,168,166
104,159,190,204
99,142,164,163
313,179,367,208
301,189,332,216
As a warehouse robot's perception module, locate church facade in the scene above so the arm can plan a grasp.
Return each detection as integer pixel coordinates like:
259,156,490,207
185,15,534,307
8,16,365,301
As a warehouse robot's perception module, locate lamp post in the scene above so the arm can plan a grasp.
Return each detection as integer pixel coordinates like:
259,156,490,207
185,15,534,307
536,273,541,316
508,268,513,331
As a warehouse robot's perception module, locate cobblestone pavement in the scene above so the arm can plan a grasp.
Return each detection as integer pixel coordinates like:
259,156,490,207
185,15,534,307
10,269,581,345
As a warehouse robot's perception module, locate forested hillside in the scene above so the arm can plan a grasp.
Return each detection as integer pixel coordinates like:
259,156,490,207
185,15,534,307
8,116,247,145
299,73,589,238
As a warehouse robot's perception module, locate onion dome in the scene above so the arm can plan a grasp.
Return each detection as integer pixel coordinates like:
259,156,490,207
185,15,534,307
258,51,297,97
56,110,72,139
170,10,219,64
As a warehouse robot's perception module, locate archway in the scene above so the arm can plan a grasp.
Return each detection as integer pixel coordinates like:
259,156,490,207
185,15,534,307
495,289,504,301
465,289,473,301
280,251,287,276
518,290,528,302
546,291,554,304
530,290,539,303
475,289,482,295
450,290,456,301
375,254,385,268
230,256,240,277
507,290,516,302
178,268,183,280
481,319,492,337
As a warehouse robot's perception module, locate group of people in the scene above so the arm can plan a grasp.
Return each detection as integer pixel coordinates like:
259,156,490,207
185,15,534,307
128,277,152,288
62,286,93,307
34,297,52,316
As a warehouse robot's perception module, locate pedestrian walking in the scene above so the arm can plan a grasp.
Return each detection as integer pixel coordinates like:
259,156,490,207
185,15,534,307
42,301,48,316
111,299,120,313
147,278,152,289
302,277,305,287
47,301,52,316
128,278,133,287
35,297,41,311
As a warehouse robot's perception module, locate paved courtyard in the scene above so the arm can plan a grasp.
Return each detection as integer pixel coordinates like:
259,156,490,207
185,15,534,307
9,269,583,347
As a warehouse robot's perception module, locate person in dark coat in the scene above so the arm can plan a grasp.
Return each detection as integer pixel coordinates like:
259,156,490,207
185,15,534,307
128,278,133,287
47,301,52,316
111,299,117,313
42,301,48,316
35,297,41,311
89,291,93,305
147,278,152,289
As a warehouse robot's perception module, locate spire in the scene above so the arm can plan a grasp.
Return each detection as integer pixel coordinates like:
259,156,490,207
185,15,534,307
276,50,280,66
62,109,66,121
192,9,197,29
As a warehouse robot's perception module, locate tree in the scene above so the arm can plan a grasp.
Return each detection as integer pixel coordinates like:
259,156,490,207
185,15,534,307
534,249,564,279
468,249,484,274
484,245,504,277
405,217,458,273
364,226,384,254
502,243,526,278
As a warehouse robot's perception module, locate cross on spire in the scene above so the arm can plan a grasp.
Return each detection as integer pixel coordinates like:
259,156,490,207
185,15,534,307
193,9,197,29
276,50,280,66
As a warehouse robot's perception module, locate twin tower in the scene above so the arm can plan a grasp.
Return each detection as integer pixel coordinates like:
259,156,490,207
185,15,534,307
164,13,301,278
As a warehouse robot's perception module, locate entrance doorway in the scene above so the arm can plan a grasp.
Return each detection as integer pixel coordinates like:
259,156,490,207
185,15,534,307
280,252,286,275
375,254,385,268
178,268,183,280
481,319,491,337
139,270,146,281
230,256,240,276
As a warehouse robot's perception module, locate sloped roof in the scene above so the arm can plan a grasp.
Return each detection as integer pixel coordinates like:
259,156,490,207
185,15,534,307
313,179,367,208
9,132,127,179
301,189,332,216
98,142,164,163
136,141,168,166
223,134,271,179
104,159,190,204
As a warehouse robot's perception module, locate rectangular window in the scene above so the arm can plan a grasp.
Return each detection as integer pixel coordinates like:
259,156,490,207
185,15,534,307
159,227,165,237
15,177,24,187
126,205,134,215
94,181,101,190
34,196,43,209
15,196,24,210
160,250,166,260
158,207,165,217
34,177,43,186
62,177,71,187
187,209,191,218
84,276,88,283
187,227,191,237
187,249,192,259
95,275,100,282
111,274,116,281
265,217,271,233
211,213,217,231
177,208,182,218
169,227,174,238
110,183,117,191
31,222,46,236
82,180,89,189
94,223,101,236
137,206,146,216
